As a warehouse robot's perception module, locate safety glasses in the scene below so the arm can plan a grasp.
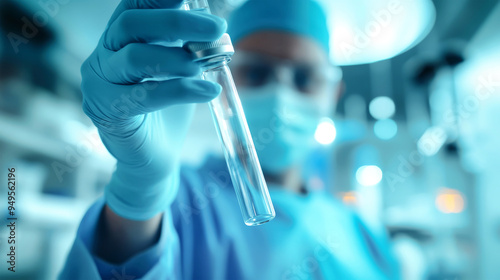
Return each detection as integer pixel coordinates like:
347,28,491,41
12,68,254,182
230,51,342,95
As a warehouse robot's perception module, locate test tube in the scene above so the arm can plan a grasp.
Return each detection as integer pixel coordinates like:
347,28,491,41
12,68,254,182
183,0,275,226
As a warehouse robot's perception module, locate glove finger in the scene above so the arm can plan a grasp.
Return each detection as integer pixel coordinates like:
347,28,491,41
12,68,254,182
100,78,221,118
102,43,200,84
107,0,184,26
137,78,222,113
105,9,226,51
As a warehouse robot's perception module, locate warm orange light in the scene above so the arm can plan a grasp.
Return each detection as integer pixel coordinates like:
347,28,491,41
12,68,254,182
436,188,465,213
341,191,357,206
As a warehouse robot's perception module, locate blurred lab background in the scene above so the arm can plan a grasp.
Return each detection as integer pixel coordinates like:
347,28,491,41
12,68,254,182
0,0,499,279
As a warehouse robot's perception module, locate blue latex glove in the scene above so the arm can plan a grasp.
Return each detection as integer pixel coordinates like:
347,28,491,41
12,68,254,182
81,0,226,220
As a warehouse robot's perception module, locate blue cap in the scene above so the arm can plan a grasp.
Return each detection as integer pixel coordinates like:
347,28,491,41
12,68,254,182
227,0,330,54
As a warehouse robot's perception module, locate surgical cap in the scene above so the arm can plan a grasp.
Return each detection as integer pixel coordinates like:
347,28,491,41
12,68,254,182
227,0,330,54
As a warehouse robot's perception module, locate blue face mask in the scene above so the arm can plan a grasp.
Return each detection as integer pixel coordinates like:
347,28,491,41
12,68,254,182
239,83,322,174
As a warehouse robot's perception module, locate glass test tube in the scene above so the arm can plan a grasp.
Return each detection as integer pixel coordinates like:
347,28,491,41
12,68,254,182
183,0,275,226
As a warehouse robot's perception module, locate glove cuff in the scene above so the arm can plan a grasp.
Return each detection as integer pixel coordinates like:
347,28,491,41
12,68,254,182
104,167,180,221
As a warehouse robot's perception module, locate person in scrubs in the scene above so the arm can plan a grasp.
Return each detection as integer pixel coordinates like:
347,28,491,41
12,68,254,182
60,0,400,279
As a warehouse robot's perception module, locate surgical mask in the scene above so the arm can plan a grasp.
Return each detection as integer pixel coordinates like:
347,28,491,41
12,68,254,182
239,82,322,174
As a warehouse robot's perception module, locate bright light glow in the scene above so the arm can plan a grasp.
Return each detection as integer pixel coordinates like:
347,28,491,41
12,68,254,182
374,119,398,140
356,165,383,186
435,188,465,214
341,191,357,206
369,96,395,119
417,126,447,156
321,0,436,65
315,118,337,145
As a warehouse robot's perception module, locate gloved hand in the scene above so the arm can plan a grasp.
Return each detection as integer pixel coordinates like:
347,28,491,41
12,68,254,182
81,0,226,220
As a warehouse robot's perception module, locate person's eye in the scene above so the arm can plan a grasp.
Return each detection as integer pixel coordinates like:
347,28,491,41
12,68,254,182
294,67,314,93
243,65,272,87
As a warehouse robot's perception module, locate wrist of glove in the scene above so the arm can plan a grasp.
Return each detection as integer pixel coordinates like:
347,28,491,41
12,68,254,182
98,105,196,221
106,163,180,221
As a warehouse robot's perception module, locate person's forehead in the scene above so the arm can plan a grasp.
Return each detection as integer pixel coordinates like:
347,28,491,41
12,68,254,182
234,31,328,65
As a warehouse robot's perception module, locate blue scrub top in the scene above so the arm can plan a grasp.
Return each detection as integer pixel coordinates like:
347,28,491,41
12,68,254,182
60,156,400,280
